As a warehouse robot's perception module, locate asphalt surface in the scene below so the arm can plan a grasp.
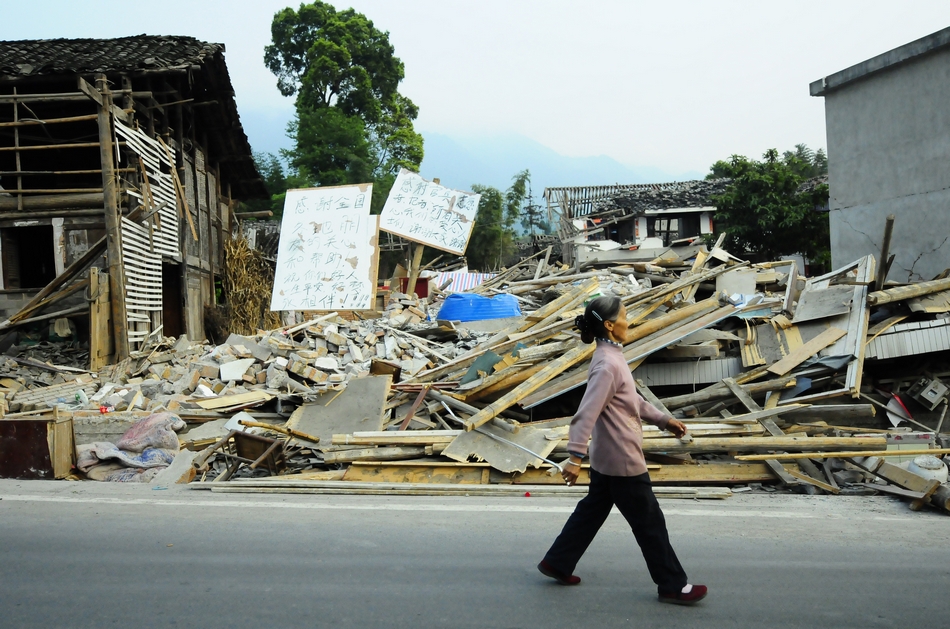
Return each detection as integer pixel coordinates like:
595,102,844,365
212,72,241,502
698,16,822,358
1,479,948,629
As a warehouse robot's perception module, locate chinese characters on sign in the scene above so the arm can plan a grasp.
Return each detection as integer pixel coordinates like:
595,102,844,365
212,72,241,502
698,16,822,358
270,184,379,311
379,169,480,255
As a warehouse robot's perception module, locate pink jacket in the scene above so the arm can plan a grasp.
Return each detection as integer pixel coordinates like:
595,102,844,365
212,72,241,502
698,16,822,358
566,340,670,476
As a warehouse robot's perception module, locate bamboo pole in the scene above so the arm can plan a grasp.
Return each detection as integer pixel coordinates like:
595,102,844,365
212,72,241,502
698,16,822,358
0,188,104,194
0,113,99,128
0,169,133,176
0,192,105,211
0,142,128,152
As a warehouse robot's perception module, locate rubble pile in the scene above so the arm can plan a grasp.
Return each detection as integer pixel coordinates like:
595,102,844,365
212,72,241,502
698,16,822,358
1,242,949,510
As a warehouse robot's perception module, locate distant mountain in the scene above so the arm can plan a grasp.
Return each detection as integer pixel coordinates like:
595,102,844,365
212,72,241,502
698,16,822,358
418,132,703,195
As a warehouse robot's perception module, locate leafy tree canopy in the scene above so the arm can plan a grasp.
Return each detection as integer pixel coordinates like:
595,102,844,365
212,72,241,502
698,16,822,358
238,152,312,220
466,170,538,271
707,147,830,267
264,1,423,206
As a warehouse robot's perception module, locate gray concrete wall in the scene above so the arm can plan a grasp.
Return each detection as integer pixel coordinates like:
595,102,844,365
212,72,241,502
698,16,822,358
824,47,950,281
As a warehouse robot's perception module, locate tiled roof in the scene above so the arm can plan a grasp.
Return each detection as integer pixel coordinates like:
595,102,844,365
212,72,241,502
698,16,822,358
0,35,265,199
593,179,732,217
0,35,223,77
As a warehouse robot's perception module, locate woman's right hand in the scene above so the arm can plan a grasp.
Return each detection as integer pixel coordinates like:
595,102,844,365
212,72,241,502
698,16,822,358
562,459,581,486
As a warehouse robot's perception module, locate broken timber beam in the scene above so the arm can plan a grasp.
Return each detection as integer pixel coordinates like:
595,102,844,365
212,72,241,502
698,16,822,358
867,277,950,306
660,376,796,410
463,297,722,431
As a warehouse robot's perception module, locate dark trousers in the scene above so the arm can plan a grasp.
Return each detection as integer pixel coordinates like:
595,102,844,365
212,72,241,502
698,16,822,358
542,469,688,594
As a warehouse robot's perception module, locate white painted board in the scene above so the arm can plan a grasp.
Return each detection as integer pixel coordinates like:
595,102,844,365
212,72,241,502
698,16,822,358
270,184,379,311
379,169,480,255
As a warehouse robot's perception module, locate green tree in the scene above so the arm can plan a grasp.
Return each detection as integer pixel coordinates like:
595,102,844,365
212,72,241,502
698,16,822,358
782,143,828,178
264,1,423,204
465,171,534,271
708,148,830,266
238,152,313,220
466,185,507,271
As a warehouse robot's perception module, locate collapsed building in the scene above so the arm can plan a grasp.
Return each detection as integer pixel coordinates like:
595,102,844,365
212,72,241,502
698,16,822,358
0,35,265,367
543,180,728,267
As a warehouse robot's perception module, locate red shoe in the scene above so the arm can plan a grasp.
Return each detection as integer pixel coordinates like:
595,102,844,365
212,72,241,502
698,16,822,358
537,560,581,585
658,584,707,605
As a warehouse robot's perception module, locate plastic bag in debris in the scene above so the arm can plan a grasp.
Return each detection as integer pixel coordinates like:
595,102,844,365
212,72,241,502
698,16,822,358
75,412,185,482
77,443,176,473
115,412,185,452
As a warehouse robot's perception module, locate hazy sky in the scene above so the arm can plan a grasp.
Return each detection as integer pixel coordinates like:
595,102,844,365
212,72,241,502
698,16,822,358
2,1,948,174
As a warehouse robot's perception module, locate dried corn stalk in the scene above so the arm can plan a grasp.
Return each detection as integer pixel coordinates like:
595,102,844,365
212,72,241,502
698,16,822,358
224,236,281,335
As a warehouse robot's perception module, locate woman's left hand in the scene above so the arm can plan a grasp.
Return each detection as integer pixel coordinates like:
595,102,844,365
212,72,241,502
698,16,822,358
666,418,688,439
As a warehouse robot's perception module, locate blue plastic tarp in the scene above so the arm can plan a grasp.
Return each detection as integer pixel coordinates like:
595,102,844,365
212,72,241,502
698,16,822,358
436,293,522,322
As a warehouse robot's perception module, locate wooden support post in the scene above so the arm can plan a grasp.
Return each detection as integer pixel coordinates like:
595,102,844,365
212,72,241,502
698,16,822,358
88,267,113,370
875,214,895,291
95,75,130,360
405,242,425,298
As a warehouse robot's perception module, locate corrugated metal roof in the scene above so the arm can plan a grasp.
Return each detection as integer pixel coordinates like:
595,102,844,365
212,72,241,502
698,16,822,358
634,357,744,387
866,318,950,360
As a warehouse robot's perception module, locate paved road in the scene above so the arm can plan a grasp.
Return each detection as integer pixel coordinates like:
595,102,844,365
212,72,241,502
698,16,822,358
1,479,948,629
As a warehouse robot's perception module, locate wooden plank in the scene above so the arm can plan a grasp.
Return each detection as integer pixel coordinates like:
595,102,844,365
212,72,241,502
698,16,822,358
332,430,461,446
723,377,763,412
636,381,672,416
791,284,855,323
343,461,490,484
787,468,839,494
643,435,885,455
398,386,430,430
735,448,950,461
322,446,427,464
193,390,274,410
157,135,198,241
208,479,732,499
766,327,847,376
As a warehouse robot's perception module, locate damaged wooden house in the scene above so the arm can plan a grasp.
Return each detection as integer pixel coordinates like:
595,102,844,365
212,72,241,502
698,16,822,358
543,179,730,266
0,35,265,368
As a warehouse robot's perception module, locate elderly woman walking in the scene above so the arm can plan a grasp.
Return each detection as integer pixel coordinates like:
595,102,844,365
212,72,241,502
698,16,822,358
537,295,707,606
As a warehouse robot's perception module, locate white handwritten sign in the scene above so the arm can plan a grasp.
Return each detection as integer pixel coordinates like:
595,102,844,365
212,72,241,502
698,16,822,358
379,169,480,255
270,184,379,311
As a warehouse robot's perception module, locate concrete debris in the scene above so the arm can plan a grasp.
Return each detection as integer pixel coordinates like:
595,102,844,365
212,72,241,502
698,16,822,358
0,241,948,510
